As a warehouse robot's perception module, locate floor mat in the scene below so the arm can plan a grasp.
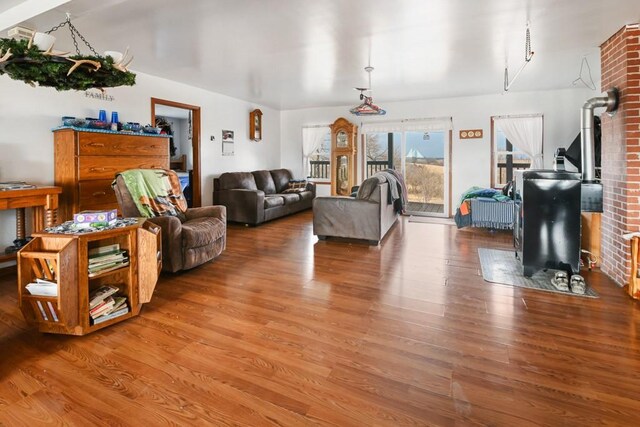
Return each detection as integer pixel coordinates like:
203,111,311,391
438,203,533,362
478,248,598,298
407,216,455,225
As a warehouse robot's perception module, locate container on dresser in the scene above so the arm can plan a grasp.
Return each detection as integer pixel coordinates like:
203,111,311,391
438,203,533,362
53,128,170,221
17,218,161,335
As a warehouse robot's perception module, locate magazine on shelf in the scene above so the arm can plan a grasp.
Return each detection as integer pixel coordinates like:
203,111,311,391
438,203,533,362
25,280,58,297
93,306,129,325
88,251,128,268
90,296,116,318
0,181,37,191
89,285,119,309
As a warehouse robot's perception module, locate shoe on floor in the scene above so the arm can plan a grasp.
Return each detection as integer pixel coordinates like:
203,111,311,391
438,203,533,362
551,271,570,291
570,274,586,295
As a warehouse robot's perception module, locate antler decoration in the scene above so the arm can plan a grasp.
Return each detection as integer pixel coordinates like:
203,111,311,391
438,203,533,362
66,58,101,76
0,48,12,63
112,46,134,72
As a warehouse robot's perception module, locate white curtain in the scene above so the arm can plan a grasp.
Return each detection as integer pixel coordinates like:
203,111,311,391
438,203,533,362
494,115,544,169
302,126,329,178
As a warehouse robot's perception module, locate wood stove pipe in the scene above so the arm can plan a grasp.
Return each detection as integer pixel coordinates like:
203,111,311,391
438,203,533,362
581,88,618,182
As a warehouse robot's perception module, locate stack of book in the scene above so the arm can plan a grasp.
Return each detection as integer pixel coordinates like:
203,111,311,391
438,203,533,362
88,243,129,277
89,285,129,324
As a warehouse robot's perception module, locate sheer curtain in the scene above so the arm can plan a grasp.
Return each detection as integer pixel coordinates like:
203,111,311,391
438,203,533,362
494,115,544,169
302,126,329,178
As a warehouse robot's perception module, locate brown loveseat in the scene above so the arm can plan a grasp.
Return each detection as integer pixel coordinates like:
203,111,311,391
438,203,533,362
213,169,315,225
313,175,399,245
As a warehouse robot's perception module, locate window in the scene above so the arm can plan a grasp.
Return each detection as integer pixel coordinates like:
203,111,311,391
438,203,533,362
364,132,401,177
308,131,331,179
492,128,532,187
491,115,543,188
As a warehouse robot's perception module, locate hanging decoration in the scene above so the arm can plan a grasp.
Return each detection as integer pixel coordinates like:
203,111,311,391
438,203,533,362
503,22,534,92
0,14,135,91
572,56,596,90
350,65,386,116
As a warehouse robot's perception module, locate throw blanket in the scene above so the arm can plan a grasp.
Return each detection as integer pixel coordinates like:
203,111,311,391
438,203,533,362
357,169,408,214
460,186,511,203
117,169,187,219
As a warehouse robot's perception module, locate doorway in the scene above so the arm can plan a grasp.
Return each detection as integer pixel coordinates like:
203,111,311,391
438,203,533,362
150,98,201,208
363,128,451,217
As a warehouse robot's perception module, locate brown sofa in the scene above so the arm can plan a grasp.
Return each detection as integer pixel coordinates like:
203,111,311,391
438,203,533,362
213,169,315,225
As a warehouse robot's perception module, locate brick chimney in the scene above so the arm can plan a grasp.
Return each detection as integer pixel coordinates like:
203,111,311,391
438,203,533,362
600,24,640,286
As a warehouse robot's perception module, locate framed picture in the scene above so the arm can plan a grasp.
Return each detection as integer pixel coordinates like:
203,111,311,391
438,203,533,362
222,129,234,156
222,129,234,142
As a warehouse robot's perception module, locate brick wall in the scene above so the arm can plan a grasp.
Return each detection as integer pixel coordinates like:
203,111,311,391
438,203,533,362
600,24,640,286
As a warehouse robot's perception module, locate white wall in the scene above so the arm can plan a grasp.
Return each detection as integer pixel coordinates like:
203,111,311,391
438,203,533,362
280,87,597,207
0,71,280,252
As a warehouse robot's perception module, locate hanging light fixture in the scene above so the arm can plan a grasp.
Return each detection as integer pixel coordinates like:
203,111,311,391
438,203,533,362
503,22,534,92
0,13,135,91
350,65,386,116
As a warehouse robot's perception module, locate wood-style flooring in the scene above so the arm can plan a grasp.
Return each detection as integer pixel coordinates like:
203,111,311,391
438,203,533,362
1,211,640,426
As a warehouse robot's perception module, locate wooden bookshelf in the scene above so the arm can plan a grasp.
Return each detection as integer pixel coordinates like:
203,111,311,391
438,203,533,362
17,218,161,335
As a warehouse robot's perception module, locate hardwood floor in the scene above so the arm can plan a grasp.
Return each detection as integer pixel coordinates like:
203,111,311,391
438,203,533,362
1,211,640,425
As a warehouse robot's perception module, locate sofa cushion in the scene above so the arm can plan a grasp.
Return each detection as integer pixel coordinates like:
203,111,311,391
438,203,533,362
182,217,226,249
218,172,257,191
252,170,276,194
270,169,294,193
281,193,301,204
264,195,285,209
297,190,314,203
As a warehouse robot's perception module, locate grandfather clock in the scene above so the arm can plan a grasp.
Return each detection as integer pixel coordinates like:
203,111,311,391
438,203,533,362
330,117,358,196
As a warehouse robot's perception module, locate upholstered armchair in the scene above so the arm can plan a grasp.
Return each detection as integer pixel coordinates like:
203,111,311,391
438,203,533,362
113,169,226,272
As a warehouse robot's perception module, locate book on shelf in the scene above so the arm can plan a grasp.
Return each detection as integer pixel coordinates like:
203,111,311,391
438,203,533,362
88,261,129,277
91,295,128,319
92,306,129,325
46,302,59,322
89,285,119,309
88,243,121,258
36,301,48,320
88,251,128,267
90,296,116,318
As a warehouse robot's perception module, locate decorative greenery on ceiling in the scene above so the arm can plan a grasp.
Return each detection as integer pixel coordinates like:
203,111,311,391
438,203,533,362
0,38,135,91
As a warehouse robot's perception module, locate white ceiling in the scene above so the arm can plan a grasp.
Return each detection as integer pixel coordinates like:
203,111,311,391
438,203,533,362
7,0,640,110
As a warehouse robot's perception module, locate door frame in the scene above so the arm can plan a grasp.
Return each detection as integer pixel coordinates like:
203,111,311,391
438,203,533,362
150,97,202,207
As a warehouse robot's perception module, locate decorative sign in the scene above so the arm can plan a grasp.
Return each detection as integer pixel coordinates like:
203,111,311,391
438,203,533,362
459,129,483,139
85,89,115,102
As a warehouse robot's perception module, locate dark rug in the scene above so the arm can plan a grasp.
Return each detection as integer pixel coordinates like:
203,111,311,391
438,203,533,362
478,248,598,298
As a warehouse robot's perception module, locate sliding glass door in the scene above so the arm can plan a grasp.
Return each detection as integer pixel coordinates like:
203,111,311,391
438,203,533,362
404,130,447,216
364,126,450,217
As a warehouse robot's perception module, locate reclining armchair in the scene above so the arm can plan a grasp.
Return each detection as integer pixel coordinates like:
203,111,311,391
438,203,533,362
113,169,226,272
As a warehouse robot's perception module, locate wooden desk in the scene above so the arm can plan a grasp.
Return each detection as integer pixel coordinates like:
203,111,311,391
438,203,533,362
0,186,62,263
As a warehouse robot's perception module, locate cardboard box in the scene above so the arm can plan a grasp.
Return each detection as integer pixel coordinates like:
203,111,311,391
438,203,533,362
73,209,117,227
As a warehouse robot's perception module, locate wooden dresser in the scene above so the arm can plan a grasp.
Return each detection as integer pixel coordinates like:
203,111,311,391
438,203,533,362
53,128,170,221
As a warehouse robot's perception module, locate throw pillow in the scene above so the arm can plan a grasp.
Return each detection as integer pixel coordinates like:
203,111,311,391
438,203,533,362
282,179,307,193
